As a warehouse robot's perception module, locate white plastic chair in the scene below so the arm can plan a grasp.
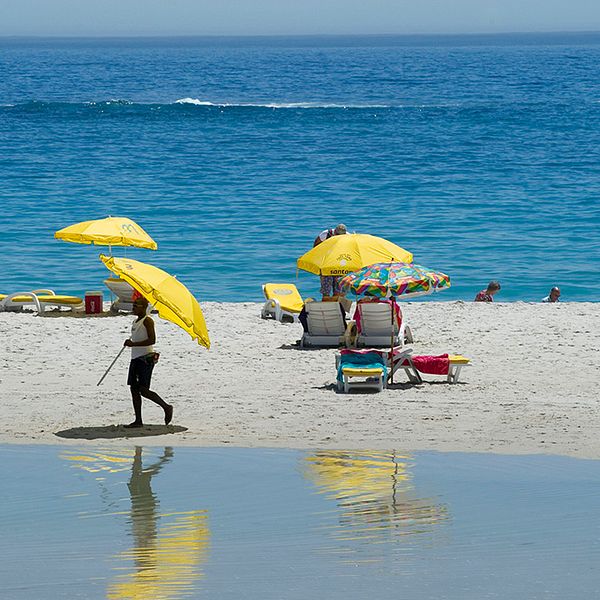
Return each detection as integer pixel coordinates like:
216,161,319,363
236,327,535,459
300,301,350,348
104,278,135,313
356,301,413,348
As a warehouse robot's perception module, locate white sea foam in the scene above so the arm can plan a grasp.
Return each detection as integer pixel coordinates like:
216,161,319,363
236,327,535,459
175,97,218,106
174,97,389,109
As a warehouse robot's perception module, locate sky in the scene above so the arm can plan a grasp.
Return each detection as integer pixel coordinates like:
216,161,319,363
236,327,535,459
1,0,600,37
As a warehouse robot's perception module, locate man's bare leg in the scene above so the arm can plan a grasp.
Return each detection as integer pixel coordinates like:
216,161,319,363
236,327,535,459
140,388,173,425
124,387,144,428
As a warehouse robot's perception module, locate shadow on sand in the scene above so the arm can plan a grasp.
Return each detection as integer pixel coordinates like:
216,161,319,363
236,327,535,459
54,424,188,440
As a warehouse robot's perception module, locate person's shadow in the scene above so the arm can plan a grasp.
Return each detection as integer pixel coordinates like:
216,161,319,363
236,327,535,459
55,424,187,440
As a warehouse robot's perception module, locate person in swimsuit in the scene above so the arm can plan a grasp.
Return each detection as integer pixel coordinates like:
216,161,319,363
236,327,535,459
474,280,501,302
124,297,173,428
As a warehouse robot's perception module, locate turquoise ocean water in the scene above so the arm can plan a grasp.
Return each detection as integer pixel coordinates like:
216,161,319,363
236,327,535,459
1,33,599,302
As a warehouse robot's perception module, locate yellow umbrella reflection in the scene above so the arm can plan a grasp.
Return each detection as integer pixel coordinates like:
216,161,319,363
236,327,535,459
303,451,448,554
62,447,210,600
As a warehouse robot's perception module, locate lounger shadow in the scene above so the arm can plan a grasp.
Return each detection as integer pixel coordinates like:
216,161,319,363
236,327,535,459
54,424,188,439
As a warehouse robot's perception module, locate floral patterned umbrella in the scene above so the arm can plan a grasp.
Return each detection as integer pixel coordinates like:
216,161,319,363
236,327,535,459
340,263,450,383
339,262,451,299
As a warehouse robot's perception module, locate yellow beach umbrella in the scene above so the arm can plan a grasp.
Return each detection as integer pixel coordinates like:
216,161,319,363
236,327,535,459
297,233,412,277
55,216,157,250
100,255,210,349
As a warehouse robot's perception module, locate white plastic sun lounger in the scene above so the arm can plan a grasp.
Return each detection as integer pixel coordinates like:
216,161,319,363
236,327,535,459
104,277,136,313
0,289,84,314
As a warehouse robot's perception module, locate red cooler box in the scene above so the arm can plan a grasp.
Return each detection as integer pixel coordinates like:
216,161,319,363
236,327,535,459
85,291,103,314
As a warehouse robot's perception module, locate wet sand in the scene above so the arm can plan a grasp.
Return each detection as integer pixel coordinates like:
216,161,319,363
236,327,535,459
0,301,598,457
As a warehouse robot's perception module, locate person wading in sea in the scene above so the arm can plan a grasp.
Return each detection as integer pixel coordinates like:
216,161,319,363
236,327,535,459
124,297,173,428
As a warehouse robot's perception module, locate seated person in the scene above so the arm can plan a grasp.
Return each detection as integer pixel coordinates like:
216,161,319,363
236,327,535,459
542,286,560,303
298,295,347,333
474,280,501,302
354,298,402,333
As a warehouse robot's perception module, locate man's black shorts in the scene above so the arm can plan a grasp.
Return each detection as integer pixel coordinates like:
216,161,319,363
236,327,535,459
127,355,155,390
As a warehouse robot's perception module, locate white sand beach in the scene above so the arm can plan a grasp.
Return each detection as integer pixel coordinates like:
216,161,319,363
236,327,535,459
1,301,598,457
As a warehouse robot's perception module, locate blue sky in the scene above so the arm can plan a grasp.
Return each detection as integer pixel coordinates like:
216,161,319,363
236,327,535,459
1,0,600,36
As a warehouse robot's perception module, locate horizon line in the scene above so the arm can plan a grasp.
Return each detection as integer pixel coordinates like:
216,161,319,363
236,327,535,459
2,29,600,40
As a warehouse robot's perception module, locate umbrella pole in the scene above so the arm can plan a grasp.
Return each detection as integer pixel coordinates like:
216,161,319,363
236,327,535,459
97,346,126,386
390,297,396,384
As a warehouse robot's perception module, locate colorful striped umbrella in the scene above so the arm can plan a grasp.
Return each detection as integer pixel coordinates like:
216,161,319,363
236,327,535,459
339,262,451,299
340,262,450,383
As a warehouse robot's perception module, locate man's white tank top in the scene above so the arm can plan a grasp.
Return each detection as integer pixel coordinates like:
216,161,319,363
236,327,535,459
131,316,154,359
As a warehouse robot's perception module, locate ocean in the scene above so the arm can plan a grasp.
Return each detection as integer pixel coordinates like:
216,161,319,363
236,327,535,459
1,33,599,302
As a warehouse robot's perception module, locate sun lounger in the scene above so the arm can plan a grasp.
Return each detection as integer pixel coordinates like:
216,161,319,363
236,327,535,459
261,283,306,323
355,301,413,348
104,277,135,313
300,301,352,348
335,347,417,392
0,289,83,314
391,352,471,384
446,355,471,383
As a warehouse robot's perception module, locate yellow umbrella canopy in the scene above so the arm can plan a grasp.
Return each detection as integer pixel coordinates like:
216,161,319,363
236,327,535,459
297,233,413,277
55,216,158,250
100,255,210,349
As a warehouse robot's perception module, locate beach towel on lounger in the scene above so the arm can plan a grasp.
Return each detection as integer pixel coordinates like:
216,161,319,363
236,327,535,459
405,354,449,375
337,351,387,384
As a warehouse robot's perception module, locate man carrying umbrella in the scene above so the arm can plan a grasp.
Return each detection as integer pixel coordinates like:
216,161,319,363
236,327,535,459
124,297,173,428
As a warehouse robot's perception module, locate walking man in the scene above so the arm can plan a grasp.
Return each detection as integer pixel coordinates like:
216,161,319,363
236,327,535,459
124,297,173,428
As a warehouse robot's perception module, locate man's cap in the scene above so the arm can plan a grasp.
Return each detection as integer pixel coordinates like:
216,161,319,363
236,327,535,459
334,223,347,234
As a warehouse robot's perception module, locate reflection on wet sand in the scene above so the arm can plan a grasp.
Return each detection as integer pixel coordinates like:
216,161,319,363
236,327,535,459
62,447,209,600
303,451,448,558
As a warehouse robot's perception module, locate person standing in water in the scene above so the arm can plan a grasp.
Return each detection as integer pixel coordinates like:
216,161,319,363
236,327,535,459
124,297,173,428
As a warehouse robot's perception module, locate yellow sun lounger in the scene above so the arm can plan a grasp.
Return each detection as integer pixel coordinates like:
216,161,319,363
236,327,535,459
339,366,386,393
0,290,84,314
447,355,471,384
261,283,306,323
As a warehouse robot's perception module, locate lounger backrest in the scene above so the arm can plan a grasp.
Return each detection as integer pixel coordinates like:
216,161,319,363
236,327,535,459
104,278,135,299
262,283,304,313
305,302,346,335
358,302,399,336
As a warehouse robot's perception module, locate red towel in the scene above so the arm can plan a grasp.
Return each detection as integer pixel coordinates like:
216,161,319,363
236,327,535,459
407,354,449,375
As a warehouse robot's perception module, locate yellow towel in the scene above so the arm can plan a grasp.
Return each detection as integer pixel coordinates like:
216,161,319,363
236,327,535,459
342,367,384,377
448,355,470,364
